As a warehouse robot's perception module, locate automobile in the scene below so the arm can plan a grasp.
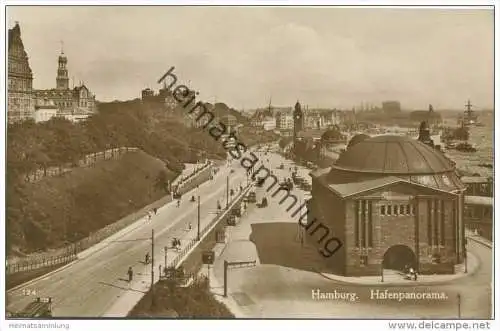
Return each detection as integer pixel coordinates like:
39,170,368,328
173,191,182,199
278,164,284,170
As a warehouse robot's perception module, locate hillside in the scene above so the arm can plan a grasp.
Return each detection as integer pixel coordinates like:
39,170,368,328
7,150,175,255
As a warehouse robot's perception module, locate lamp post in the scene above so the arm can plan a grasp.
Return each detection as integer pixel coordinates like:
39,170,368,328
457,293,462,318
151,229,155,305
381,263,384,283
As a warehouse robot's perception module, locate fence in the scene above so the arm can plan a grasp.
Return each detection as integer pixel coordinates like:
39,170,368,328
24,147,140,183
6,162,214,276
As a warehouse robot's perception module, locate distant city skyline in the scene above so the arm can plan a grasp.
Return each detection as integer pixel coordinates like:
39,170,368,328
7,6,494,110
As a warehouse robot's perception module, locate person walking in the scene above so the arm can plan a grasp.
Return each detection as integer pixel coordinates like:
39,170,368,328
127,267,133,282
153,207,157,215
147,211,152,221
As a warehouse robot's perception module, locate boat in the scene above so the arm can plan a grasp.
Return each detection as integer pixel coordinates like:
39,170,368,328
455,142,477,153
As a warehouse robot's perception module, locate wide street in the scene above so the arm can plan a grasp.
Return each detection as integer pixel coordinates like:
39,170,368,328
6,159,250,317
212,148,493,319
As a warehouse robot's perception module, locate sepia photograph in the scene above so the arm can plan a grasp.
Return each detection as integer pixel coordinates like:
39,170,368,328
2,2,495,328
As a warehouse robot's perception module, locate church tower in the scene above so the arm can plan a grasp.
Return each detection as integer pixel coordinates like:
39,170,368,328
418,121,434,147
293,100,304,139
56,42,69,90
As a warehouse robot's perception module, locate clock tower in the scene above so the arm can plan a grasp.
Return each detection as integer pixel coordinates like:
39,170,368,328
293,100,304,139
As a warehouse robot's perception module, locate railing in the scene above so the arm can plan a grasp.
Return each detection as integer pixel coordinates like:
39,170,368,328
24,147,140,183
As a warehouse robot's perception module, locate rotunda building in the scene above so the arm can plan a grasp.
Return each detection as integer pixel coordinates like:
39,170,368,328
306,134,466,276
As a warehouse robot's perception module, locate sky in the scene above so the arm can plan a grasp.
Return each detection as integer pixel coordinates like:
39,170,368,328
7,6,494,110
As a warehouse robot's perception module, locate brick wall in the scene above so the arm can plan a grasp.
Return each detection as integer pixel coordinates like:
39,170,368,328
310,180,461,276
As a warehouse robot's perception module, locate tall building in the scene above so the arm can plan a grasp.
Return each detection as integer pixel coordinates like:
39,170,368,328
276,111,293,130
7,22,35,123
35,47,97,122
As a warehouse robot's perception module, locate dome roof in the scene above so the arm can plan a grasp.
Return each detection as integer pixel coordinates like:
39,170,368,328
347,134,370,149
321,126,343,141
332,135,455,175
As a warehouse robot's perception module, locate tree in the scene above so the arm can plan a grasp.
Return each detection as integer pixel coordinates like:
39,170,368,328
155,170,170,193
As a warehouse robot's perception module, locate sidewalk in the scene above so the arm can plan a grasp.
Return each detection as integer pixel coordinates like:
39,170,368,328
319,250,480,286
198,242,247,318
466,230,492,248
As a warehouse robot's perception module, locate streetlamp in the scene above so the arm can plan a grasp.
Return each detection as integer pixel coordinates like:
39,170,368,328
381,263,384,283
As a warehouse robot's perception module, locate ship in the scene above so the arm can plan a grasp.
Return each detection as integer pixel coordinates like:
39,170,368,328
458,99,479,126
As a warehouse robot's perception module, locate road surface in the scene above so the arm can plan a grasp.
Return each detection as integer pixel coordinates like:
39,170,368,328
7,159,249,317
212,150,493,318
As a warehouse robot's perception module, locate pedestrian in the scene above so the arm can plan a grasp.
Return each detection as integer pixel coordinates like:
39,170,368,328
153,208,157,215
188,223,192,231
147,211,152,221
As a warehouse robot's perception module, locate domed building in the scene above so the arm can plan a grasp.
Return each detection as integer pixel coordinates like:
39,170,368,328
306,134,466,276
346,133,370,149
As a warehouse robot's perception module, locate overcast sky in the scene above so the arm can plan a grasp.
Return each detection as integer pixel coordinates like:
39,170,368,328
7,6,494,110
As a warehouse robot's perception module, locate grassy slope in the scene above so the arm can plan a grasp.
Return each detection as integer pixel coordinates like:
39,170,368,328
9,150,177,255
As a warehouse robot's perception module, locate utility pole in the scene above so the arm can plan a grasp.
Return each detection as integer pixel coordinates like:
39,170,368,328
457,293,461,318
226,175,229,209
151,229,155,304
223,260,228,297
197,195,201,241
164,246,168,272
